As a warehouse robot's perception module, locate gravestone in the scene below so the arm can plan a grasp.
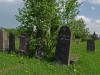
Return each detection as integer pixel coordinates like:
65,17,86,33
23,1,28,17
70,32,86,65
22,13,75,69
21,33,30,39
34,45,45,60
87,39,95,51
9,32,15,53
55,26,72,65
0,29,8,51
19,33,30,55
76,40,80,45
34,39,46,60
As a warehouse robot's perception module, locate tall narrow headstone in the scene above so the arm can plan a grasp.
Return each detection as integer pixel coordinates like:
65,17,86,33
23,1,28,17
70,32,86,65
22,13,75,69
87,39,95,51
9,32,15,53
55,26,72,65
0,29,8,51
19,33,29,55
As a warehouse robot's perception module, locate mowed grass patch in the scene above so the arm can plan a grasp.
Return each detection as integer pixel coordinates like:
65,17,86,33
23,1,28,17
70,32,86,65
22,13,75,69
0,41,100,75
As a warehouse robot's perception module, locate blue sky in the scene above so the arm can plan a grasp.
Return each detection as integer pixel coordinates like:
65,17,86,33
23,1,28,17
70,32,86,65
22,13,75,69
77,0,100,35
0,0,100,35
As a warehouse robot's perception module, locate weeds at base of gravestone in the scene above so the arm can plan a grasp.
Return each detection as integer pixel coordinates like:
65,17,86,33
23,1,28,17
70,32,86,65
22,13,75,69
70,54,81,65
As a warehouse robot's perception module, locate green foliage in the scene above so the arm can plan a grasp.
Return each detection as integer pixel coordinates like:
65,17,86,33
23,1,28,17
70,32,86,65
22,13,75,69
2,28,19,38
15,0,89,55
73,19,90,41
15,0,60,55
59,0,82,26
90,32,98,40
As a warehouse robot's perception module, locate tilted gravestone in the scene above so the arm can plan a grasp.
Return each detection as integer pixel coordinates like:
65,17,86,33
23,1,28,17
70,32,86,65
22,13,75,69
87,39,95,51
19,33,30,55
0,29,8,51
55,26,72,65
9,32,15,53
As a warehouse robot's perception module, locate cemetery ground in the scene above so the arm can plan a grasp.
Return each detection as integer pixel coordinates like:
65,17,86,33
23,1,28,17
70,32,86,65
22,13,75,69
0,41,100,75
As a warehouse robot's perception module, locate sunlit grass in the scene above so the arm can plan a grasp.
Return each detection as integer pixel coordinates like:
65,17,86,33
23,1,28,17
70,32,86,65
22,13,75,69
0,41,100,75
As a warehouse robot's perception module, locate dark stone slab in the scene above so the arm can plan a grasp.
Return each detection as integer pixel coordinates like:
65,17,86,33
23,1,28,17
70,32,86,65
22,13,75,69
19,34,30,55
9,32,15,53
55,26,72,65
87,39,95,51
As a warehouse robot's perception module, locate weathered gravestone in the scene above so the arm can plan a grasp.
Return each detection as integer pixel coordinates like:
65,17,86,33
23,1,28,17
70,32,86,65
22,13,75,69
87,39,95,51
34,39,46,60
34,45,45,60
9,32,15,53
19,33,30,55
0,29,8,51
55,26,72,65
76,40,80,45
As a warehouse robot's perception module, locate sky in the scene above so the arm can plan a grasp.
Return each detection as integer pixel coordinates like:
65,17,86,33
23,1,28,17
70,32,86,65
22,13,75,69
0,0,100,35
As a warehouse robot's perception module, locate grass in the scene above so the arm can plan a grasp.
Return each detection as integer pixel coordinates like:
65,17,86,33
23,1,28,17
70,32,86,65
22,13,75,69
0,41,100,75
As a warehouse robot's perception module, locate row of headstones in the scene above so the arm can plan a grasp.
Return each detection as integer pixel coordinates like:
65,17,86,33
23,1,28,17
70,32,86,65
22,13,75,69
0,27,95,65
0,29,29,55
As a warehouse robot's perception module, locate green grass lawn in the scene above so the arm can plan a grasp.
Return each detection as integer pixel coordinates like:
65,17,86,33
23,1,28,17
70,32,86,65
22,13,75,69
0,41,100,75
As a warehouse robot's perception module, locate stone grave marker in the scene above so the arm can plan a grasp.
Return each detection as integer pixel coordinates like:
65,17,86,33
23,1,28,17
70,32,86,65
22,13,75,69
34,45,45,60
21,33,30,38
9,32,15,53
87,39,95,51
55,26,72,65
76,40,80,45
0,29,8,51
34,39,46,60
19,33,30,55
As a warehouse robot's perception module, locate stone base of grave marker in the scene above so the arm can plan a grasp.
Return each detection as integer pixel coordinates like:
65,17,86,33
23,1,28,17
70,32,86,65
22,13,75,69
34,45,45,60
70,54,80,65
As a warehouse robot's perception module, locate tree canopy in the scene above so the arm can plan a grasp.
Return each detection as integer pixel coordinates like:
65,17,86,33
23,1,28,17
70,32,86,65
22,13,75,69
15,0,90,55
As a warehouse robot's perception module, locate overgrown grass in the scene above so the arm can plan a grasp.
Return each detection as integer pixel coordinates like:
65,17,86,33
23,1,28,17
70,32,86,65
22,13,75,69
0,41,100,75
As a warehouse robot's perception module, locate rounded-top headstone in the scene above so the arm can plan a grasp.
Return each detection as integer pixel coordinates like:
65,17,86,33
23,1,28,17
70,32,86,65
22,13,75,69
55,26,72,65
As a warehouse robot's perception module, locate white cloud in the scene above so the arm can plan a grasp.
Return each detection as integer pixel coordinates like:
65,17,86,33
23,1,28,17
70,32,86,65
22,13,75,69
0,0,21,2
76,15,91,24
0,0,14,2
91,7,95,10
78,0,100,5
95,20,100,24
88,0,100,5
76,15,100,35
78,0,86,3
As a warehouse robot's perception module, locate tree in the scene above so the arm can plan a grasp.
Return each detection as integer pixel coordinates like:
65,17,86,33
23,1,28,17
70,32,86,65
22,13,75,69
58,0,87,41
90,32,98,40
16,0,60,36
16,0,61,55
16,0,84,56
73,18,90,41
59,0,82,27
